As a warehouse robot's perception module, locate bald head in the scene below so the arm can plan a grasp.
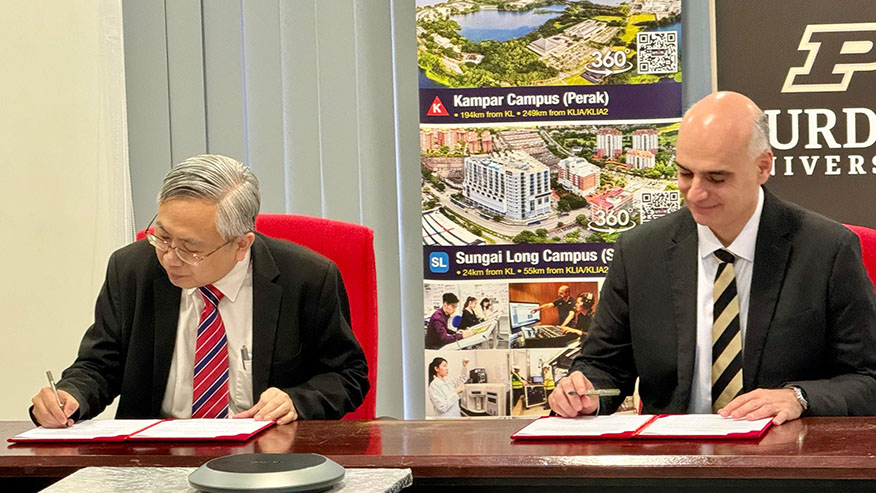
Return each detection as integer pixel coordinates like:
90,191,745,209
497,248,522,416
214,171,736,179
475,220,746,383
679,92,769,160
675,92,773,245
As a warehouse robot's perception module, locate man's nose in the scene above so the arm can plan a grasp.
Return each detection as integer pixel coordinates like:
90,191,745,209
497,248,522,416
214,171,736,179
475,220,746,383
160,247,184,266
687,176,708,202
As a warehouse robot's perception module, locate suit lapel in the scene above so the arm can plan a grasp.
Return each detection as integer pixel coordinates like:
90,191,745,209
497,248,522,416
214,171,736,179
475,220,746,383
153,274,181,415
250,235,282,398
666,212,698,411
744,191,792,390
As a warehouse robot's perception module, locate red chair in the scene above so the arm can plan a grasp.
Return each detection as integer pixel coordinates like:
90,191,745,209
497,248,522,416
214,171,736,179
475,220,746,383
137,214,378,420
845,224,876,295
255,214,377,420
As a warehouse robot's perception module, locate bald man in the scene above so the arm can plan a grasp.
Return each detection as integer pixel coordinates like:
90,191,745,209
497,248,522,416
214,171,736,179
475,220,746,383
550,92,876,424
532,285,575,326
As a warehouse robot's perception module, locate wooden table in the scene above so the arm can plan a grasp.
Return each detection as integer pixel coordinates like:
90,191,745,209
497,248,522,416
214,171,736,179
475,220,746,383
4,418,876,491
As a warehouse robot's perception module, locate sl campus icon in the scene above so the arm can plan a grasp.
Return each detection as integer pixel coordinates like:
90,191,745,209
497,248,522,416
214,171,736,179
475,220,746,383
429,252,450,273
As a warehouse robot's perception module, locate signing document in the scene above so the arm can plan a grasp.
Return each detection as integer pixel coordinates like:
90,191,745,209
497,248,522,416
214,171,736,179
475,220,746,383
129,418,273,440
10,418,273,443
512,414,772,440
636,414,773,438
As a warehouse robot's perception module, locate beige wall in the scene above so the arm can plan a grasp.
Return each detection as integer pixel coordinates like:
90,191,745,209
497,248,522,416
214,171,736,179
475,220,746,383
0,1,131,419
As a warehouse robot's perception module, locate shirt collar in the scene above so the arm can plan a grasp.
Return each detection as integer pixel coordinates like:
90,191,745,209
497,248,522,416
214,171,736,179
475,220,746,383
697,187,764,262
184,249,251,302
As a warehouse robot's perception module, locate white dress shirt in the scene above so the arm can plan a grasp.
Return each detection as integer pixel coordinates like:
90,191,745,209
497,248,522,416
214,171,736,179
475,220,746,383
688,188,764,414
428,365,469,418
161,250,254,418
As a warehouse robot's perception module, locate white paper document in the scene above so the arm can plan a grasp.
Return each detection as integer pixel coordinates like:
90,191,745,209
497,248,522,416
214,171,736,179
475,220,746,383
128,418,270,440
10,418,273,442
513,414,656,438
512,414,773,440
635,414,773,437
12,419,160,441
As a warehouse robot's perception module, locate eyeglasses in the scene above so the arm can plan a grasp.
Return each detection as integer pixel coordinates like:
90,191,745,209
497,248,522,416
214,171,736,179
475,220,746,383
144,215,235,266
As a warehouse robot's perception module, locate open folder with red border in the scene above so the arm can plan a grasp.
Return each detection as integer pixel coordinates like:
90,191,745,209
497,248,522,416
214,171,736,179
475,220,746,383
511,414,773,441
9,418,275,443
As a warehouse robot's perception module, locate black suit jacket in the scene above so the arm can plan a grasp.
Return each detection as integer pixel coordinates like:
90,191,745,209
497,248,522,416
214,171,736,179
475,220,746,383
56,233,369,420
572,190,876,416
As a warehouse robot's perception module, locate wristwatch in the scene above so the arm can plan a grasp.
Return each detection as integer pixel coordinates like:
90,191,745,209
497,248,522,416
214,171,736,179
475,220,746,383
789,386,809,412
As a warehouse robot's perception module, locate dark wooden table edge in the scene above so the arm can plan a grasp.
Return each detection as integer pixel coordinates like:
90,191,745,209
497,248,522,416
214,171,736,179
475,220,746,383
4,456,876,481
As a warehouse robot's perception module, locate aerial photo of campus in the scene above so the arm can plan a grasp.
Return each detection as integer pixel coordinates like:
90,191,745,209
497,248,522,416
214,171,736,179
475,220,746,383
416,0,681,88
421,122,681,246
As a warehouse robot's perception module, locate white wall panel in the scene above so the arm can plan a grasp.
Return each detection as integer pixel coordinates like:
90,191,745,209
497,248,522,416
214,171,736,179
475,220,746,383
1,0,132,419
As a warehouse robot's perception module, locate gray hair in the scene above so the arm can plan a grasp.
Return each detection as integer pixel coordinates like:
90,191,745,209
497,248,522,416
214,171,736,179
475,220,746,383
158,154,260,240
748,109,771,159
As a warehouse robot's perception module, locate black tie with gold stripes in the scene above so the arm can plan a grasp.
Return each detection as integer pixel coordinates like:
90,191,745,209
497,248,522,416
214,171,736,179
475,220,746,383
712,249,743,412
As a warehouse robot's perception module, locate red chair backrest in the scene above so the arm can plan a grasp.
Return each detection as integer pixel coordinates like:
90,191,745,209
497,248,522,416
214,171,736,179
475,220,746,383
845,224,876,296
255,214,377,420
136,214,378,420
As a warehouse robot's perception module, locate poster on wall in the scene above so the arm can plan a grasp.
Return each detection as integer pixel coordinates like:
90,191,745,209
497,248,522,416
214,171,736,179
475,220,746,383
417,0,684,419
713,0,876,227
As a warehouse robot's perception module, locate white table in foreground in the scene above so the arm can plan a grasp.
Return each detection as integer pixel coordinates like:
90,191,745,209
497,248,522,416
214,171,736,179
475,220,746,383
42,466,412,493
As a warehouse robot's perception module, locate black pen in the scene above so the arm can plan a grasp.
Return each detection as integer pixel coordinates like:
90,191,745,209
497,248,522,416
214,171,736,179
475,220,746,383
566,388,621,397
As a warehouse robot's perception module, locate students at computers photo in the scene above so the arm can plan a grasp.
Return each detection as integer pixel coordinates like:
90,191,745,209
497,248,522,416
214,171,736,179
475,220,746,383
425,293,473,350
478,298,495,320
457,296,484,331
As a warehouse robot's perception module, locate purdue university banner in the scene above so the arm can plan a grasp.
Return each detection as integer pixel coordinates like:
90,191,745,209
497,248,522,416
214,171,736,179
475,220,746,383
714,0,876,227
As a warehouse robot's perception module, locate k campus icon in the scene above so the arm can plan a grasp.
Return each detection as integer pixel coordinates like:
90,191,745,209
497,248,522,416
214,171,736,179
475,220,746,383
429,252,450,273
426,96,449,116
782,22,876,93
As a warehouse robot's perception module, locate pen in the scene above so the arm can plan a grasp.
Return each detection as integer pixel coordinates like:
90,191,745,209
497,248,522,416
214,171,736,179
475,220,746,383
241,345,250,370
566,388,621,397
46,370,64,409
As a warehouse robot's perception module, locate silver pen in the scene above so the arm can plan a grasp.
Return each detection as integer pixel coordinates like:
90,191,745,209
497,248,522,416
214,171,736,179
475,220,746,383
241,345,250,370
46,370,64,409
566,388,621,397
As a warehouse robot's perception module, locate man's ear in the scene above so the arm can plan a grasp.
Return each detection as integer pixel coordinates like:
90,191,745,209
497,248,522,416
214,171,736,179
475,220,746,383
757,149,773,185
235,232,256,262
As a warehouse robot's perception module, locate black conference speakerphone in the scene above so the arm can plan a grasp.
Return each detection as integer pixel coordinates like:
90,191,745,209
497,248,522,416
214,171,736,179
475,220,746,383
188,453,344,492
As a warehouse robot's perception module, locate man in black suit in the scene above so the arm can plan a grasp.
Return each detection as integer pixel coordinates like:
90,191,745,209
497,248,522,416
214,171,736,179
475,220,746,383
549,92,876,424
31,154,368,427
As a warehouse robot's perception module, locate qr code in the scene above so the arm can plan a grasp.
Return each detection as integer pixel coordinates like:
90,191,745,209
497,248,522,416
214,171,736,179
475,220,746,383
640,191,680,223
637,31,678,74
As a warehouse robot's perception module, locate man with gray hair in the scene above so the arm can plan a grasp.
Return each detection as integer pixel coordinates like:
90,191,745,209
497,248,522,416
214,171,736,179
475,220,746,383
31,154,368,426
550,91,876,423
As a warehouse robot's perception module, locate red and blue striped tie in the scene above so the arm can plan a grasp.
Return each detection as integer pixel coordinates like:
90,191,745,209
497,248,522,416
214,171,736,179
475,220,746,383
192,284,229,418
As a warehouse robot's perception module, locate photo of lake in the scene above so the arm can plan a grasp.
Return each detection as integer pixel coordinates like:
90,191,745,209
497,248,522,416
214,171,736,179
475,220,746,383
416,0,681,89
451,5,566,43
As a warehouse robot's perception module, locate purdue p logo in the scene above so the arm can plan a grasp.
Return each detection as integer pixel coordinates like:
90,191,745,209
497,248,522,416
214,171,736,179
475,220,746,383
782,22,876,93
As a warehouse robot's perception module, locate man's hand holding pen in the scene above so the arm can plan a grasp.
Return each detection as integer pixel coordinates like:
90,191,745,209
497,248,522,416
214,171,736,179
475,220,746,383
549,370,605,417
31,383,79,428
